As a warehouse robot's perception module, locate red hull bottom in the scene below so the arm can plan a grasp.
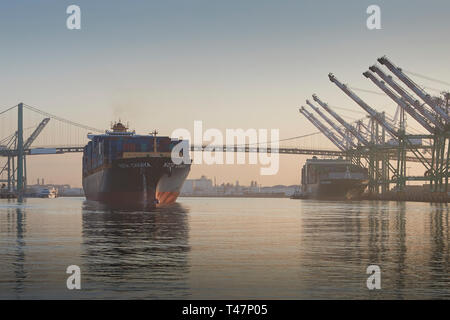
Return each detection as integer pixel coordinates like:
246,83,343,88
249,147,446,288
86,191,180,209
155,191,180,207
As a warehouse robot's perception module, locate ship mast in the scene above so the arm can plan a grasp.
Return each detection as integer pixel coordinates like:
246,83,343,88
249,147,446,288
151,130,158,152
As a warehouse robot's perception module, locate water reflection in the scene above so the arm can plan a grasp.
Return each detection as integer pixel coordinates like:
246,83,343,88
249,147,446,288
1,198,448,299
11,206,27,294
0,203,28,297
14,207,27,293
299,201,450,299
80,201,191,299
428,204,449,293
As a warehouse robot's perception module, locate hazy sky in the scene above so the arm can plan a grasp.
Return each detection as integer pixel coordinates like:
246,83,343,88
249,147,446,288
1,0,449,187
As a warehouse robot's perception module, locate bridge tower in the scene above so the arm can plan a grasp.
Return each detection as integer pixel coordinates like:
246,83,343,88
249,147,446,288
17,103,24,201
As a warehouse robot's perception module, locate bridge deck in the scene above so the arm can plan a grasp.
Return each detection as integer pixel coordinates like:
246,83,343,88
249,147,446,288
0,144,431,163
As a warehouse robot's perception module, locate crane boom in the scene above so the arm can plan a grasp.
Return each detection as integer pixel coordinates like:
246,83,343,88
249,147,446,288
23,118,50,149
377,56,450,122
312,94,370,146
328,73,398,139
369,65,443,130
299,107,346,151
363,71,435,133
306,99,356,148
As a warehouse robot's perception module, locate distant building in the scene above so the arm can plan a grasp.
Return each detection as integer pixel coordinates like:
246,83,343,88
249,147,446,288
25,178,84,197
194,176,213,192
260,185,297,196
180,175,297,197
181,180,194,194
181,175,214,195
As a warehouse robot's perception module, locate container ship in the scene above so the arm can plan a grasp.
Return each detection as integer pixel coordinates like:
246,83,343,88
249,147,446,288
82,122,190,209
298,157,368,200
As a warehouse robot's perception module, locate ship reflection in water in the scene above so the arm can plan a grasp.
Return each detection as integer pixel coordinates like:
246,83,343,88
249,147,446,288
80,201,191,299
0,198,448,299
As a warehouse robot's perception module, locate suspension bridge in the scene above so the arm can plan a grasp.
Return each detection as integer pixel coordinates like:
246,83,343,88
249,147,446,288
0,102,353,201
0,57,448,202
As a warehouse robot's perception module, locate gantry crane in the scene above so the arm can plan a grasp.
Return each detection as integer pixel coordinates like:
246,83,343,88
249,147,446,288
306,100,357,149
378,56,450,123
368,65,442,131
299,107,347,151
312,94,370,146
328,73,398,139
312,93,394,192
311,94,379,179
297,56,448,197
362,71,436,189
24,118,50,149
364,71,434,134
328,73,411,193
373,58,449,193
0,117,50,193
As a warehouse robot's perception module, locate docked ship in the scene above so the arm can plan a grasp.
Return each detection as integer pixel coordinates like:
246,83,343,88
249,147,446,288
82,122,190,208
300,157,368,200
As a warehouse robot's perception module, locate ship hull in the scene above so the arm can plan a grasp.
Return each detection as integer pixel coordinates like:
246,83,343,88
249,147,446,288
304,179,368,200
83,157,190,209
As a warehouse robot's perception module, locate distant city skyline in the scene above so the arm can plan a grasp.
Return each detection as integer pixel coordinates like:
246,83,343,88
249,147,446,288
25,172,298,189
1,0,449,187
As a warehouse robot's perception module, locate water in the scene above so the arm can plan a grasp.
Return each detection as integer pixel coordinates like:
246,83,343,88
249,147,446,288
0,197,449,299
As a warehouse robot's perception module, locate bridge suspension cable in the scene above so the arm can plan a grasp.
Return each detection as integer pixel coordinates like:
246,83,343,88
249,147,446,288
0,104,18,116
238,131,323,147
23,103,104,133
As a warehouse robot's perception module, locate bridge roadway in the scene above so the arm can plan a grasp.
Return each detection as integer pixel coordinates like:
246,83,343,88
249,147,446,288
0,144,431,162
0,145,343,156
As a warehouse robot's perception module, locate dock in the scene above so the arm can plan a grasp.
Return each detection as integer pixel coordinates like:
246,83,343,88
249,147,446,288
0,191,17,199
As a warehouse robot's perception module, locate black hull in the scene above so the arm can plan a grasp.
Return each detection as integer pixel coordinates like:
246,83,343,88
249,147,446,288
82,157,190,209
303,179,368,200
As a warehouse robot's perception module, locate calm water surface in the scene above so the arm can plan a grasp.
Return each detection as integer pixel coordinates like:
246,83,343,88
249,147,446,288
0,197,448,299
